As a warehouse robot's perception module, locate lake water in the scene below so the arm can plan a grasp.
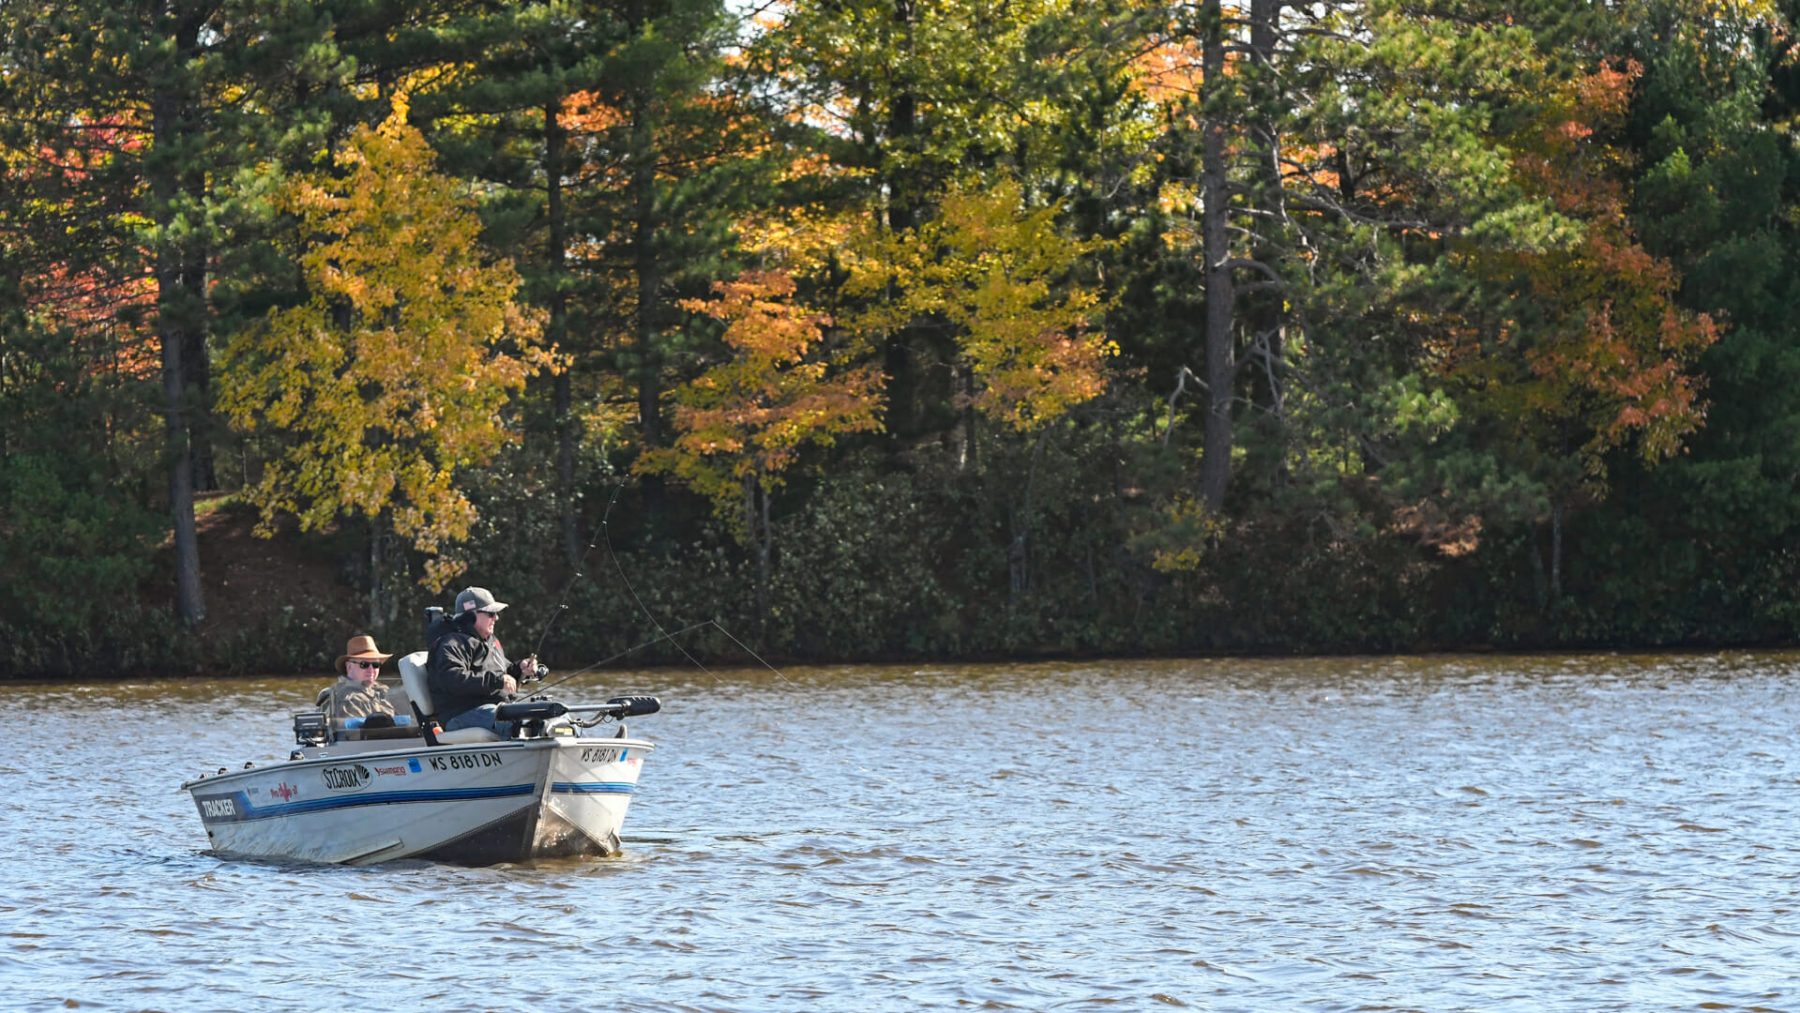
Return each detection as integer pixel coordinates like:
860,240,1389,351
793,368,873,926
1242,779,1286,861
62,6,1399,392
3,653,1798,1011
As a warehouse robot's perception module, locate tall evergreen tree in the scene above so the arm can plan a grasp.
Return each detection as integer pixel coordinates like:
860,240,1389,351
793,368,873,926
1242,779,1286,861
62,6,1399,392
1578,0,1800,639
1,0,236,624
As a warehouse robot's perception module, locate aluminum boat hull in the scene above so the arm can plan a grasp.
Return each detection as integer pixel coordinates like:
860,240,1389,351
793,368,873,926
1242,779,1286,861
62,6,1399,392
182,736,652,865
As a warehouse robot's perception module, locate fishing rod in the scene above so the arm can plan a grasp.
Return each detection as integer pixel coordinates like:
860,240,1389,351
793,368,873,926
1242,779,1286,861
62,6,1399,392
529,615,789,698
527,482,625,663
592,479,807,686
541,482,904,796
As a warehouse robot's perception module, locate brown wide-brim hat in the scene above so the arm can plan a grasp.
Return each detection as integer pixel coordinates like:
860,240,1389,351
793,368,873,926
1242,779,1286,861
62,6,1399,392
335,634,394,670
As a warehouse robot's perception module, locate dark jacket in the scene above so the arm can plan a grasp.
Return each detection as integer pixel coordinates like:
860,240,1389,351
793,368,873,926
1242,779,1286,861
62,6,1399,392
426,622,523,723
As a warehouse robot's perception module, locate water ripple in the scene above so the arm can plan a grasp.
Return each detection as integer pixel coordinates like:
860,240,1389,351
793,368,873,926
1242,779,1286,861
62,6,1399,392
3,653,1800,1010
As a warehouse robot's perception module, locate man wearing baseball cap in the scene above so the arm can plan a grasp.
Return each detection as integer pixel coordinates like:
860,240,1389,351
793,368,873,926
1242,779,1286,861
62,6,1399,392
426,585,541,735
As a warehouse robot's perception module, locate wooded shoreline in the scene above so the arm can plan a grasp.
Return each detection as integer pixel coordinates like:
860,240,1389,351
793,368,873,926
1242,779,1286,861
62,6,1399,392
7,3,1799,678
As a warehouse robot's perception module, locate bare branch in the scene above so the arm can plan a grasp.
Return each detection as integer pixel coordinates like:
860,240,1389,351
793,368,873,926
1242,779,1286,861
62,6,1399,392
1164,364,1205,445
1221,256,1287,286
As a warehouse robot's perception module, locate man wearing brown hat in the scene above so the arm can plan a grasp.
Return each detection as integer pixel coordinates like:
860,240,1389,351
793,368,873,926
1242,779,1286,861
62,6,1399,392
317,634,398,722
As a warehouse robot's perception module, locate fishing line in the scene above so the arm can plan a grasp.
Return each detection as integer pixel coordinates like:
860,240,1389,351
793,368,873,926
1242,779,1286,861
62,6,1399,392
510,479,729,691
591,503,904,793
532,619,720,695
598,485,719,677
536,617,792,696
538,482,899,794
598,494,819,696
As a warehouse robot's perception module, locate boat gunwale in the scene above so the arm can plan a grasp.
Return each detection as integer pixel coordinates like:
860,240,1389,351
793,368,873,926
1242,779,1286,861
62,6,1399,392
179,735,656,792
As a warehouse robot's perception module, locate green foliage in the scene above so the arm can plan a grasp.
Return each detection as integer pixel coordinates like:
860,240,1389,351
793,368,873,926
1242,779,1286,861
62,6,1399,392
0,455,162,674
7,0,1800,676
769,469,963,656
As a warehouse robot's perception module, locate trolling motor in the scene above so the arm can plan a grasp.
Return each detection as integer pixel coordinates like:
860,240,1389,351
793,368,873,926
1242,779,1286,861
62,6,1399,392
493,695,660,724
492,695,661,739
600,695,661,718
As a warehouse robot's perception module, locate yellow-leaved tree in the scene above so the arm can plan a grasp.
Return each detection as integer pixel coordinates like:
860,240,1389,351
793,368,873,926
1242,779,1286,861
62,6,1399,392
846,176,1115,435
842,176,1114,599
220,98,555,616
636,264,884,620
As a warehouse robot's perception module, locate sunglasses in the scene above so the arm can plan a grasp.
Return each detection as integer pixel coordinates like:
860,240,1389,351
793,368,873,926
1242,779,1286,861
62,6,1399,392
350,660,381,670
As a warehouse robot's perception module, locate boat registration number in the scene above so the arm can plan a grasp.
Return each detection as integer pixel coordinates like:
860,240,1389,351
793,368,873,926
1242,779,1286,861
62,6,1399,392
581,748,620,763
427,752,503,771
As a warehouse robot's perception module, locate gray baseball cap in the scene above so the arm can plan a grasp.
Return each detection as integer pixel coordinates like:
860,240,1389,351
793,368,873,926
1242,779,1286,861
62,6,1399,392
454,586,509,614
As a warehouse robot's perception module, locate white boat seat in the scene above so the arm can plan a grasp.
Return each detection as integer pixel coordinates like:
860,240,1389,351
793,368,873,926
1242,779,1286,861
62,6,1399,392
398,649,507,745
397,651,436,724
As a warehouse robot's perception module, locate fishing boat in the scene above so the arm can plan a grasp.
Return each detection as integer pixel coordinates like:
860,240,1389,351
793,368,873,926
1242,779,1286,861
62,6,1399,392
180,651,660,866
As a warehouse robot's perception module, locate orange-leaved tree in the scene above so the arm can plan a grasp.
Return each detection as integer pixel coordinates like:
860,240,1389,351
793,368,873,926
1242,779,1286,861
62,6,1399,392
219,97,555,616
1449,60,1717,481
1509,62,1717,470
636,265,884,619
1445,60,1718,598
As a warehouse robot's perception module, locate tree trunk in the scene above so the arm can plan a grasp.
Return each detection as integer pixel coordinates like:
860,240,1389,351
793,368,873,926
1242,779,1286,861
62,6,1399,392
183,316,215,492
955,363,978,471
1008,509,1028,603
1198,0,1236,513
152,4,206,625
175,4,217,494
1530,530,1547,609
1550,499,1565,604
1244,0,1286,424
1007,429,1052,607
368,516,385,630
885,0,919,235
627,0,663,450
159,294,205,626
881,1,934,446
631,115,662,448
545,96,580,568
758,482,772,629
746,474,772,632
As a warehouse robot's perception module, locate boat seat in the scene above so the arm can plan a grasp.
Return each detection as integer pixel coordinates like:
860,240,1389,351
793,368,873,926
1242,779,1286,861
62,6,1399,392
397,649,506,745
397,651,437,725
381,682,412,722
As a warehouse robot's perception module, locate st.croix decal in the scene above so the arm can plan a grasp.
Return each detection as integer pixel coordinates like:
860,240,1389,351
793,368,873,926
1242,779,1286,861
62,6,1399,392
320,763,373,793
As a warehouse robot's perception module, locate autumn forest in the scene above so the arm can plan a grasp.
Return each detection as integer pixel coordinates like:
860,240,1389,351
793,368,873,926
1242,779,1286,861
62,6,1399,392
4,1,1798,676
